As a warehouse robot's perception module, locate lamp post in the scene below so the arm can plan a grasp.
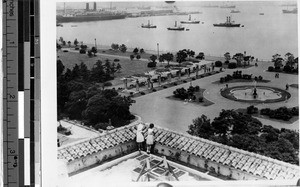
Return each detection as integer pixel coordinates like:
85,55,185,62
94,38,97,48
157,43,159,59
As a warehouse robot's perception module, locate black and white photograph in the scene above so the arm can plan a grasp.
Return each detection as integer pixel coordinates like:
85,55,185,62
55,1,299,186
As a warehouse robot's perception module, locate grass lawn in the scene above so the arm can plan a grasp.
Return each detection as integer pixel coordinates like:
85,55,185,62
57,50,152,85
235,108,299,125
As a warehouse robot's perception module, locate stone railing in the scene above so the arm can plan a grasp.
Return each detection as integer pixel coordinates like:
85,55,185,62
58,124,300,180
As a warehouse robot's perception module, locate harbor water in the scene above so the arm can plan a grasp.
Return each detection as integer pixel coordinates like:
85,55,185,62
57,2,298,60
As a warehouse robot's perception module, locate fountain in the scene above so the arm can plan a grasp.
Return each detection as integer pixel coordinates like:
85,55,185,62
220,85,291,103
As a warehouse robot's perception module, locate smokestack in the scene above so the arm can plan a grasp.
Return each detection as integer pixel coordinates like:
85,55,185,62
86,3,89,11
93,2,96,11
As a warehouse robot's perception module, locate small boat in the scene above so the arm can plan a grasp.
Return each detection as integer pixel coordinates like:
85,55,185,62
71,25,77,27
167,21,185,31
56,23,63,27
180,15,200,24
230,10,240,13
259,13,264,15
213,16,240,27
141,20,157,28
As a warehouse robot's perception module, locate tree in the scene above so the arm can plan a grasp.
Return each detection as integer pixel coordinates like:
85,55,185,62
149,55,157,63
111,62,117,77
196,52,205,60
186,49,195,58
176,50,188,64
162,52,174,66
111,43,119,50
187,115,213,139
59,37,64,43
116,63,122,72
91,47,97,56
133,47,139,54
232,53,244,67
158,55,164,63
57,60,65,77
224,52,231,61
285,52,295,67
90,60,106,82
119,44,127,53
67,41,71,47
78,62,89,81
140,48,145,53
57,42,62,51
80,44,87,50
136,54,141,60
272,54,283,69
74,38,79,47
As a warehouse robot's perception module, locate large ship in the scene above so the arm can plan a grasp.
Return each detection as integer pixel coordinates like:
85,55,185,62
167,21,185,31
180,15,200,24
220,5,236,8
141,20,157,28
213,16,241,27
57,2,126,23
282,8,297,14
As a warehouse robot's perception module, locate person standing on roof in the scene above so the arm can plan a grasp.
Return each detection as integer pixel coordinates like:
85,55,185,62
146,123,155,154
136,123,145,152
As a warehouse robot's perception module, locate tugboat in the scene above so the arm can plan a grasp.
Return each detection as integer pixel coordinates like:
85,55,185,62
167,21,185,31
180,15,200,24
141,20,157,28
230,10,240,13
213,16,241,27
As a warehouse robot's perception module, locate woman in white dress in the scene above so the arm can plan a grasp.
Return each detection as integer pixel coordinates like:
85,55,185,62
146,123,155,154
136,123,145,151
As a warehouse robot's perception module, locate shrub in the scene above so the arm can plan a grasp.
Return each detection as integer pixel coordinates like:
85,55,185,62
247,105,258,114
195,85,200,92
228,62,237,69
283,65,293,73
104,82,112,87
198,97,204,102
114,59,120,62
130,54,135,60
140,92,145,95
254,76,258,81
224,60,229,64
215,61,223,67
192,78,196,80
63,50,69,52
173,82,177,86
79,49,86,54
258,76,263,81
163,86,168,89
136,54,141,59
183,80,187,83
147,62,156,68
152,89,157,92
75,47,80,50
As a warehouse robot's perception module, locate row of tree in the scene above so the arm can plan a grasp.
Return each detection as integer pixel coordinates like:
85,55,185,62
187,110,299,165
271,53,298,73
57,59,133,129
111,43,128,53
224,52,255,67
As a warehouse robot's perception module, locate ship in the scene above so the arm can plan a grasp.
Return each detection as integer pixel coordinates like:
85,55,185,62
180,15,200,24
230,10,240,13
220,5,236,8
56,2,126,23
141,20,157,28
167,21,185,31
282,8,297,14
213,16,241,27
259,13,264,15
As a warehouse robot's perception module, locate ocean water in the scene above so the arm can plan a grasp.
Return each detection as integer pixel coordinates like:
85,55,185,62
57,2,298,60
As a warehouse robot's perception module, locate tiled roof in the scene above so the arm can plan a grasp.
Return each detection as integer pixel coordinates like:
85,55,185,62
58,124,300,180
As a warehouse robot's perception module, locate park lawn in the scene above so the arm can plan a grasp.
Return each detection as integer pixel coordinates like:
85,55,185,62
57,50,152,86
